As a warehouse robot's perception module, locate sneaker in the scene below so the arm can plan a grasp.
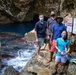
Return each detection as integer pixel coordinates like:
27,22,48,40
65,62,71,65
52,71,57,75
59,72,64,75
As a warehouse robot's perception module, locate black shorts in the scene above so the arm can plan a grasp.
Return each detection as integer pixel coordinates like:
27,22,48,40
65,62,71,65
65,60,69,66
44,39,50,43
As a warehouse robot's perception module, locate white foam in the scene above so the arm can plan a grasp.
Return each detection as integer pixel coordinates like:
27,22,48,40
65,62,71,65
7,47,36,72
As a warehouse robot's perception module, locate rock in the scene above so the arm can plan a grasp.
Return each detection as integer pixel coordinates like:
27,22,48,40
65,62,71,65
0,0,76,24
2,66,19,75
20,48,55,75
21,31,76,75
67,63,76,75
24,30,35,42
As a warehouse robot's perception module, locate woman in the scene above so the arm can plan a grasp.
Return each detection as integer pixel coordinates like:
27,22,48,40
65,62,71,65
52,30,70,75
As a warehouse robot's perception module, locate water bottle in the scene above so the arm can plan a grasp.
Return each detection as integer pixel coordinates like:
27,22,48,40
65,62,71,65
64,46,67,52
64,46,68,58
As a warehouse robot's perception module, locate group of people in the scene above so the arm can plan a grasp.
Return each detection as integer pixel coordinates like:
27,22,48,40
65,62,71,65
34,11,70,75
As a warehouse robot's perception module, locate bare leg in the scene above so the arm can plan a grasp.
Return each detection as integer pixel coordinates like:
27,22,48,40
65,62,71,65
58,63,65,75
44,43,47,49
54,62,59,72
61,63,65,72
38,46,41,55
41,43,46,50
47,52,54,63
37,46,42,59
50,52,54,61
48,42,51,50
52,62,59,75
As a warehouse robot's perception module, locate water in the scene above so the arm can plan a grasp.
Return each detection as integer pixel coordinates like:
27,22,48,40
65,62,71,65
1,42,37,74
0,22,35,35
0,22,36,74
7,45,37,72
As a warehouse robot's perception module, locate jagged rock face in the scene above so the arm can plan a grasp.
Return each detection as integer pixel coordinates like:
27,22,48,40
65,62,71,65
0,0,34,24
0,0,76,24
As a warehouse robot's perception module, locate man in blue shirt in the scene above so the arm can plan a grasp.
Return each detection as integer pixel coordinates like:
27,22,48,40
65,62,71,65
35,14,47,59
48,16,66,62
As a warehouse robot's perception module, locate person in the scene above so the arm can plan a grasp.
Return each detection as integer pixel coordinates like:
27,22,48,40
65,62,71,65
48,16,66,62
41,11,56,50
35,14,47,59
46,11,56,49
52,30,70,75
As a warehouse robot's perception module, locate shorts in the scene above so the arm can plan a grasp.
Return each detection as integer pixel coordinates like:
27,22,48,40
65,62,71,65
65,60,69,66
50,40,56,52
55,56,67,63
44,38,50,44
38,38,45,46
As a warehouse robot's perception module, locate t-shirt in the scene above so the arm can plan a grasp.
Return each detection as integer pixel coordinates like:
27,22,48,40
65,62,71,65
35,21,47,38
52,23,66,40
47,18,56,35
56,38,70,56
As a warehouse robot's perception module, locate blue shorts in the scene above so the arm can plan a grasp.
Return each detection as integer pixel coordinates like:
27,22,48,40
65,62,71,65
55,56,67,63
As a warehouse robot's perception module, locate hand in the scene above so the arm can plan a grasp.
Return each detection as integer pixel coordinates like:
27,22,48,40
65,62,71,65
66,51,69,54
46,36,49,39
36,38,39,43
61,52,65,55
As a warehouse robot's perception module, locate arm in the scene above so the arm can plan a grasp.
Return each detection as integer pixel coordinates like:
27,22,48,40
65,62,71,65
50,25,54,41
34,23,38,42
35,30,38,43
47,19,49,36
47,19,49,29
66,40,70,54
35,30,38,40
66,46,70,54
46,24,48,35
46,24,49,39
55,42,61,52
50,30,53,41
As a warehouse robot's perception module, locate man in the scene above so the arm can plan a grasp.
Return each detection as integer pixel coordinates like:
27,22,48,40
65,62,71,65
47,11,56,50
41,11,56,50
35,14,47,59
48,16,66,62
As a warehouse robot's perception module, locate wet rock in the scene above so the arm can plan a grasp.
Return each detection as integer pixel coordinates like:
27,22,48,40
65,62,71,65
2,66,19,75
67,63,76,75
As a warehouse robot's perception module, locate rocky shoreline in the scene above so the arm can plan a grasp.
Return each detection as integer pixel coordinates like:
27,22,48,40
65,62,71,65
0,30,76,75
21,30,76,75
0,31,36,75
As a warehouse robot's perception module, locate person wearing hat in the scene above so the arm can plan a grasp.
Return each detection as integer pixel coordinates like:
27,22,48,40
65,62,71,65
48,16,66,63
